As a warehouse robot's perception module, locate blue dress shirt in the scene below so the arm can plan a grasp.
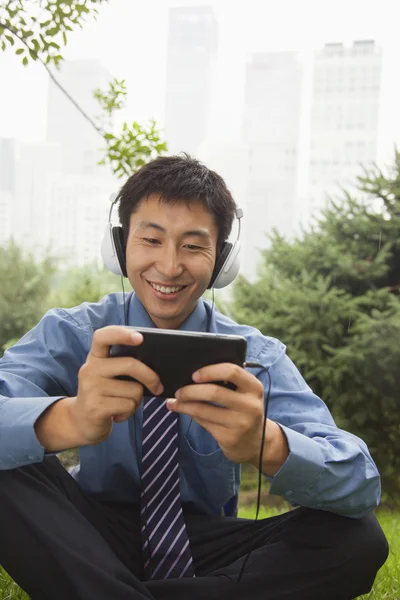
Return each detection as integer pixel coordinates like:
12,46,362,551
0,293,381,518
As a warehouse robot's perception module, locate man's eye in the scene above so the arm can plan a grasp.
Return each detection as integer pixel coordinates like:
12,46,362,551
185,244,202,250
143,238,160,244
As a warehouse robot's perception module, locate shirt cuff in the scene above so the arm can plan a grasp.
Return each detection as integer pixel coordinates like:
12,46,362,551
0,396,65,469
268,424,325,504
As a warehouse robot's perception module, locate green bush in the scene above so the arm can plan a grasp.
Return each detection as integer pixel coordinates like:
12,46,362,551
229,151,400,502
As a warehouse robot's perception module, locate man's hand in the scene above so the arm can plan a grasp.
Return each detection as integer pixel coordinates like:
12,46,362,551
70,326,164,446
166,363,289,476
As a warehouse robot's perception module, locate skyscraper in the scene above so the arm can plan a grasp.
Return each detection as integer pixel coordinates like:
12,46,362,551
242,52,303,279
46,59,112,174
165,5,218,155
0,138,15,243
46,172,115,266
307,40,383,220
13,141,63,250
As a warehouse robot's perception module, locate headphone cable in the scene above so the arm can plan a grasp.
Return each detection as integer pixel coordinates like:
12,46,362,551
236,362,271,583
122,287,154,579
120,261,271,584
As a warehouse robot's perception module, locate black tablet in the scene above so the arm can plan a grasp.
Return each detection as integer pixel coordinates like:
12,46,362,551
109,327,247,397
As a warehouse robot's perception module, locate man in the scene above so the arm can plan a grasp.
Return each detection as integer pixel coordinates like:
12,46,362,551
0,155,388,600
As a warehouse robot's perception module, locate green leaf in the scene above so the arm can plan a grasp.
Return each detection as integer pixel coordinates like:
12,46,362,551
15,48,24,55
29,48,37,61
62,31,67,45
22,55,28,66
46,28,60,37
5,35,14,46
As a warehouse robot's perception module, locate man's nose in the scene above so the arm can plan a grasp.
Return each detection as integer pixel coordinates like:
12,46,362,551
156,245,184,278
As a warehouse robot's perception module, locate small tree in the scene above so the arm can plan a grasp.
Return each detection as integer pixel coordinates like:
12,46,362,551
0,0,167,177
47,261,131,309
0,239,56,353
93,79,167,178
230,150,400,502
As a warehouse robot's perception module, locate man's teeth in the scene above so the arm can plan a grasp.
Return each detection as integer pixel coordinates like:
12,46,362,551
150,283,184,294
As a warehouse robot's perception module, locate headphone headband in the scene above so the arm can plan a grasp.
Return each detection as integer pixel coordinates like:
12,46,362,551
100,194,242,289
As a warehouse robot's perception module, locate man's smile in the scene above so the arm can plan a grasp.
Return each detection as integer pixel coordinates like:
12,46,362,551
146,280,189,299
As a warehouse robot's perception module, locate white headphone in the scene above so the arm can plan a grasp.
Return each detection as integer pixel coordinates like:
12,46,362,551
100,193,243,289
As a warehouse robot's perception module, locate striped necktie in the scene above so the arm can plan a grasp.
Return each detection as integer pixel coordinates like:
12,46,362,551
140,396,195,580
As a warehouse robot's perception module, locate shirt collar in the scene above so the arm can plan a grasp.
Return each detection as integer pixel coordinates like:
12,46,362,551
128,292,209,333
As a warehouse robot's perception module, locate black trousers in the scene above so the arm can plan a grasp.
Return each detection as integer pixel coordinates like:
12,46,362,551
0,457,388,600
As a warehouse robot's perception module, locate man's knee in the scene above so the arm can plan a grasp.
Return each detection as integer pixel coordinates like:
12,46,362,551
328,511,389,599
349,512,389,583
291,508,389,598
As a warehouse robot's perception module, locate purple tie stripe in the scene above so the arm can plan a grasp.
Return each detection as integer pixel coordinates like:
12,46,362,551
140,396,195,580
142,419,176,462
141,432,178,479
142,491,181,546
142,407,174,445
145,518,192,577
141,483,180,530
140,464,179,515
150,522,189,578
141,446,179,496
164,540,192,579
179,556,194,578
144,504,183,555
143,397,169,428
143,395,158,412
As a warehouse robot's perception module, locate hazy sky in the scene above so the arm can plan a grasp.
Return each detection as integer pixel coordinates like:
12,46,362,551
1,0,400,145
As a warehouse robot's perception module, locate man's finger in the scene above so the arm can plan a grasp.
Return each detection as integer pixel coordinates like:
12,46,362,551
176,383,239,410
100,378,144,402
168,397,230,426
90,326,143,359
96,356,163,396
192,363,263,395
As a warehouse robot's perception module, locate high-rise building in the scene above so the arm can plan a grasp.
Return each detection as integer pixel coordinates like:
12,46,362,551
12,141,63,250
0,138,16,243
46,172,116,266
0,138,15,194
46,59,112,174
307,40,383,220
197,139,250,289
165,5,218,155
7,139,116,265
242,52,303,279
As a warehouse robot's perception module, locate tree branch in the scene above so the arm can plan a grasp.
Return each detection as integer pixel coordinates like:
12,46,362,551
0,20,104,138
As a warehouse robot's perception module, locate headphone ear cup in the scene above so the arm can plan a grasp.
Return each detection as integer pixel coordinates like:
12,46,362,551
208,242,232,289
208,241,241,289
112,227,127,277
101,224,127,277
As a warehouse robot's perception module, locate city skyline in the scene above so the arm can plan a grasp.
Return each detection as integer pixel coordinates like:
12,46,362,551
1,0,400,144
1,0,400,278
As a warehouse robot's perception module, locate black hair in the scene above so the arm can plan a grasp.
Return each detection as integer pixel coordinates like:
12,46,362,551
117,153,237,251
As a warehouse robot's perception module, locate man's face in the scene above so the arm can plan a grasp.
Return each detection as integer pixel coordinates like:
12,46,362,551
125,194,218,329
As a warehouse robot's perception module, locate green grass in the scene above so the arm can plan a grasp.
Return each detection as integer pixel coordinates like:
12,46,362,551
0,509,397,599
